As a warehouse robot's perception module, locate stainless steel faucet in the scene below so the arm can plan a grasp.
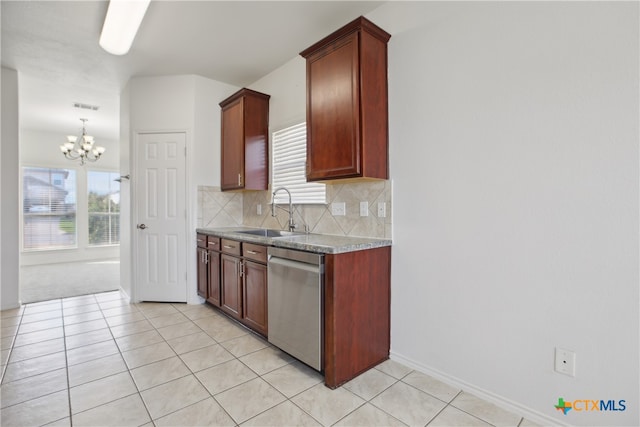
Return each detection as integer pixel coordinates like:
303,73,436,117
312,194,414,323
271,187,297,232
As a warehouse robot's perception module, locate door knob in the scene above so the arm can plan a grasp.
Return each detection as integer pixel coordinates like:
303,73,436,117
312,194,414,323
137,224,147,230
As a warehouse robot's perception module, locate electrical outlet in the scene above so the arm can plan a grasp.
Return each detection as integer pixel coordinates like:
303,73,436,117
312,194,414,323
360,201,369,217
377,202,386,218
555,348,576,377
331,202,346,216
257,204,262,215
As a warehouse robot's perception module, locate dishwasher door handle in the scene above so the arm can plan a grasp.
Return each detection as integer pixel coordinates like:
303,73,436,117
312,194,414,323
268,256,322,274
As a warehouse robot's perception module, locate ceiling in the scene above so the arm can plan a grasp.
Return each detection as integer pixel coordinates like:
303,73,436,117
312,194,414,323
1,1,384,140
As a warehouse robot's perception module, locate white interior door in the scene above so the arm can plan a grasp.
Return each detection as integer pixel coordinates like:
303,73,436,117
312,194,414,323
135,132,187,302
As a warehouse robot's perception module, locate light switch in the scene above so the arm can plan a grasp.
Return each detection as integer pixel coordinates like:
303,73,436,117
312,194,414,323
360,201,369,217
331,202,346,216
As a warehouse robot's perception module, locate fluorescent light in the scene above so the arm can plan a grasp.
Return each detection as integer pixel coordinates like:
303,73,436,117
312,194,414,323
99,0,151,55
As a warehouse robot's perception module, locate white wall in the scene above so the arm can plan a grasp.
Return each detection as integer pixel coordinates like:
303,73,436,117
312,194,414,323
1,67,20,310
250,56,307,132
367,2,638,425
124,75,237,303
119,82,132,299
193,75,238,187
20,130,119,169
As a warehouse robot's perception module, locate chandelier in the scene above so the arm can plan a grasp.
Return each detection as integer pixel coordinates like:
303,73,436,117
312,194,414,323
60,118,105,165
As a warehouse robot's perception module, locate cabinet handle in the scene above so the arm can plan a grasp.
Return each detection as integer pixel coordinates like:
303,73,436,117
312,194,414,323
246,250,259,255
208,242,217,247
204,252,208,264
238,173,242,186
238,260,244,277
197,238,204,243
223,245,234,249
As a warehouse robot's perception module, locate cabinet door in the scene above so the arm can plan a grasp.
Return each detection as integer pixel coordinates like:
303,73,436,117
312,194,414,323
196,247,208,299
221,97,244,190
242,260,268,336
206,250,221,307
306,32,361,181
220,254,242,319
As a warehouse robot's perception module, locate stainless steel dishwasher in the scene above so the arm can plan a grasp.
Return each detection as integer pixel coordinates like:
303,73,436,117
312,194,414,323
267,246,324,371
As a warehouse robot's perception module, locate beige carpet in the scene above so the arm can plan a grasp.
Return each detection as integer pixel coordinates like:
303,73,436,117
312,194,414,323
19,259,120,304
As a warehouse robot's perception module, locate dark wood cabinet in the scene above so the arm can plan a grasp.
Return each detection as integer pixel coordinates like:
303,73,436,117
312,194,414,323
219,88,270,191
197,234,221,305
243,260,268,336
220,239,243,319
196,236,208,299
242,242,268,336
324,246,391,388
217,238,268,336
300,16,391,182
206,237,221,307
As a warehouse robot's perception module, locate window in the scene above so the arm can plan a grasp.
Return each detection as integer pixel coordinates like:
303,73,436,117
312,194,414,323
23,167,77,250
272,122,326,204
88,171,120,246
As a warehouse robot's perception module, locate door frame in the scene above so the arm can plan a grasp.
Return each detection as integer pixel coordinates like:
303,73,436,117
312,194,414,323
130,129,194,303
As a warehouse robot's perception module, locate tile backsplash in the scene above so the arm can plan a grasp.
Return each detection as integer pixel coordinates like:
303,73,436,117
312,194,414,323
198,180,392,239
197,186,243,228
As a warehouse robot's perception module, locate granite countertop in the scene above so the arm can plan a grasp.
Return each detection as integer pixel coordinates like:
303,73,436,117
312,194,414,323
196,227,392,254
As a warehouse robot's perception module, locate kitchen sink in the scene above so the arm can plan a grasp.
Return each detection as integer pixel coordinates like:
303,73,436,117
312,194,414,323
237,228,304,238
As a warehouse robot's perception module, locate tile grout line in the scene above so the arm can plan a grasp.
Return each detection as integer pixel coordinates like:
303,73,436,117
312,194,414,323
101,294,156,425
156,306,261,425
3,293,531,427
62,295,82,426
0,300,69,424
0,307,23,385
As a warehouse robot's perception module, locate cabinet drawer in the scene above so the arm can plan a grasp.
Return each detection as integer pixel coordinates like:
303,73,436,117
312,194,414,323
197,233,207,248
221,239,241,256
207,236,221,252
243,243,267,264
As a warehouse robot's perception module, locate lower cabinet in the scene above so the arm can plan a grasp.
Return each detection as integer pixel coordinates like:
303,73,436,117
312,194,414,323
242,243,268,336
197,233,391,389
196,234,208,299
217,238,268,336
197,234,222,306
323,246,391,388
220,253,243,319
206,238,221,307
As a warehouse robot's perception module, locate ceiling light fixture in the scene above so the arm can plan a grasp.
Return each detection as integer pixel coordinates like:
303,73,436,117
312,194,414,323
60,119,106,165
99,0,151,55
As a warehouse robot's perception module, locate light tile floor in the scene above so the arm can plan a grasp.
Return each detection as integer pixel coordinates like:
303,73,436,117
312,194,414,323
1,291,537,426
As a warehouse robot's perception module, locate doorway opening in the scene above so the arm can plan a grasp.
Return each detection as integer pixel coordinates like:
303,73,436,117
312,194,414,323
19,166,122,304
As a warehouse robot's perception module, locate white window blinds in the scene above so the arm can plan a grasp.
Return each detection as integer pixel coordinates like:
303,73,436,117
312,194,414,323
272,122,326,204
23,167,77,250
88,170,120,246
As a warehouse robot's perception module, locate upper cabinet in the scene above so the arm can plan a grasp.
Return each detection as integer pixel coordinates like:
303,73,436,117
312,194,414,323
220,88,270,191
300,16,391,182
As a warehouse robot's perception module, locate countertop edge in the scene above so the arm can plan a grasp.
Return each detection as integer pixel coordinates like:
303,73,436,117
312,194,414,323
196,227,392,254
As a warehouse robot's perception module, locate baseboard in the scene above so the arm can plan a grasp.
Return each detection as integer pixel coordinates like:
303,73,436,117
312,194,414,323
118,286,132,303
389,350,568,427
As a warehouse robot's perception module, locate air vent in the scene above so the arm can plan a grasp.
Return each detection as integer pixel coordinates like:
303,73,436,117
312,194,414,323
73,102,100,111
